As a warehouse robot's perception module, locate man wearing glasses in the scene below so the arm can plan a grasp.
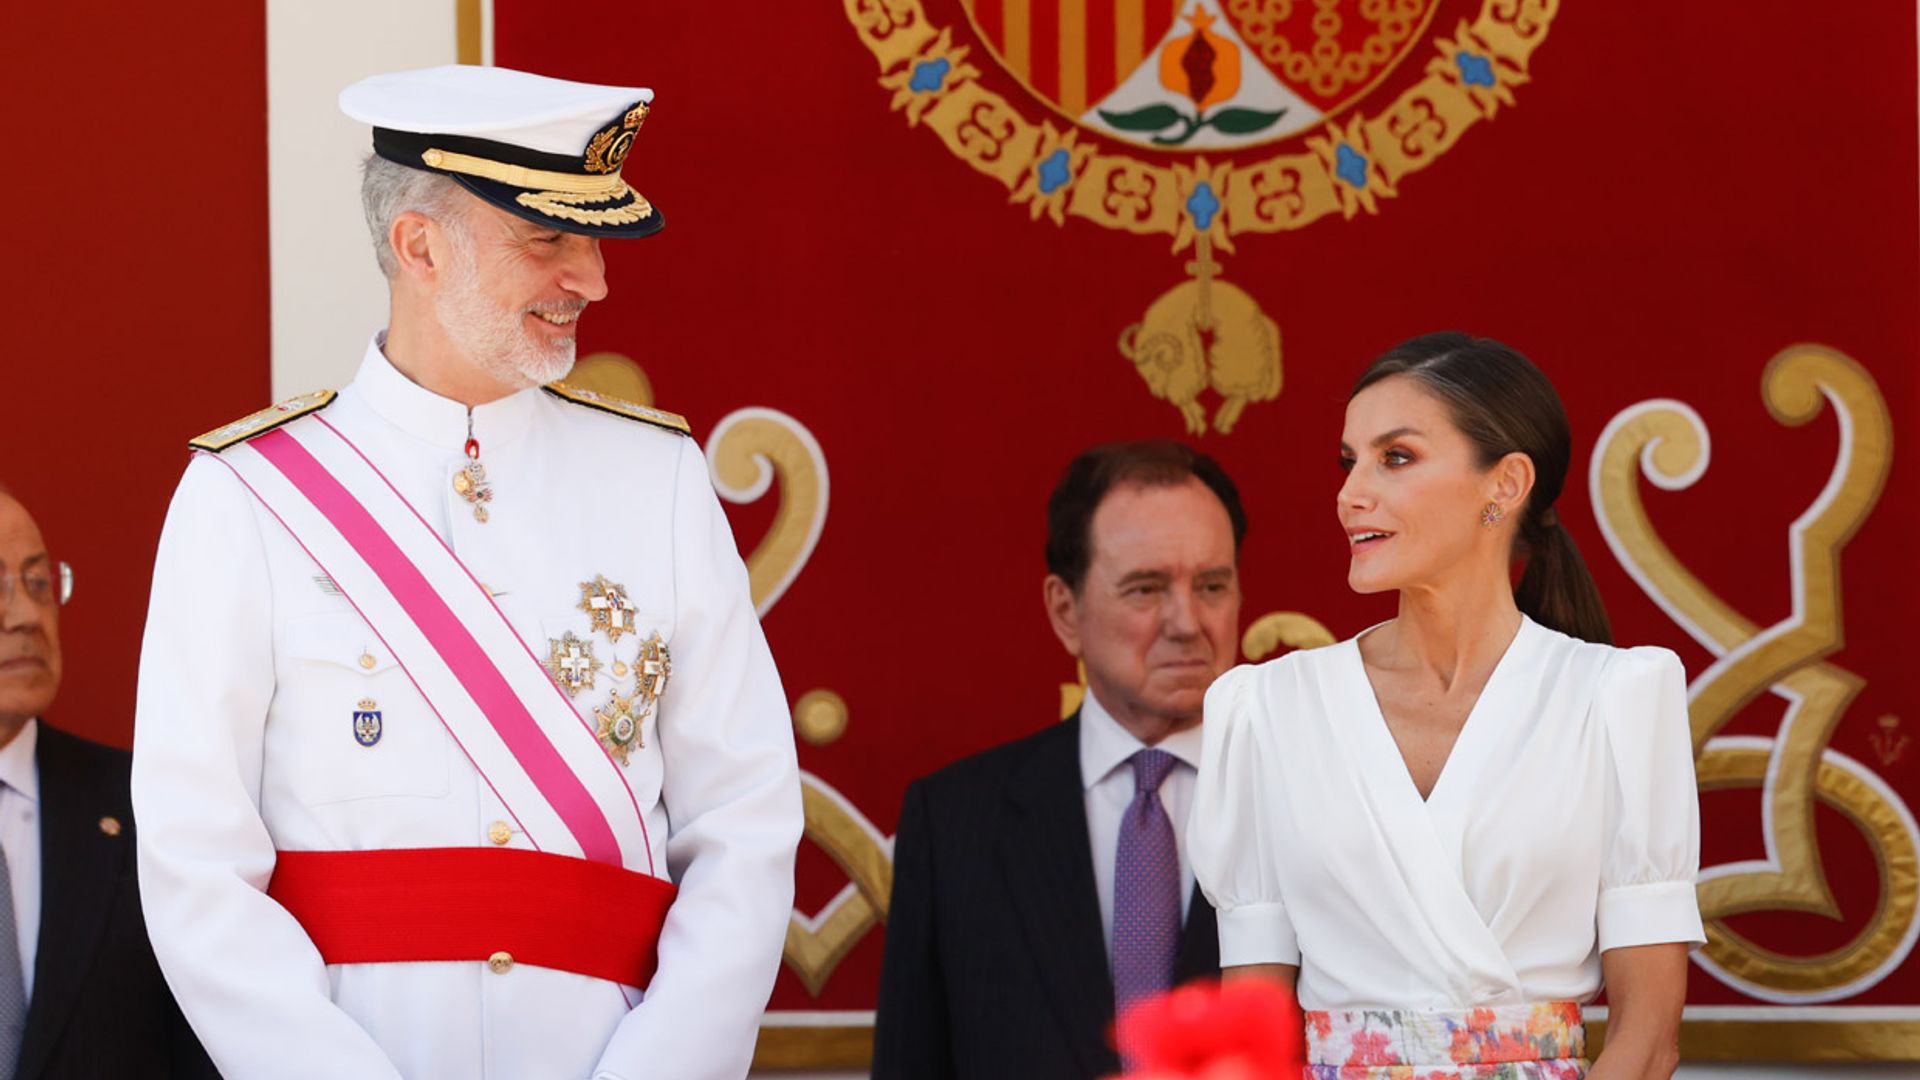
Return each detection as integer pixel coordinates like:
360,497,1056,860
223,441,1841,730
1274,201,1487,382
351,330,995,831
0,489,214,1077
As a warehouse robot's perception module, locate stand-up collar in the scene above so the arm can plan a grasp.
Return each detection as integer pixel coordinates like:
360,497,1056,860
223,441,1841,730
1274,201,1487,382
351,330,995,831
349,333,541,452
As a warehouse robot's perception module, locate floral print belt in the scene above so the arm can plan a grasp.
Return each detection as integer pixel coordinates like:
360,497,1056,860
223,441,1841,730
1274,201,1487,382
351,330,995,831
1303,1001,1588,1079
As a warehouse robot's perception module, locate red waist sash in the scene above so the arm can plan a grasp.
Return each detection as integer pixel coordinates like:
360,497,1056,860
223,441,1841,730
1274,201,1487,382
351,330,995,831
267,847,678,987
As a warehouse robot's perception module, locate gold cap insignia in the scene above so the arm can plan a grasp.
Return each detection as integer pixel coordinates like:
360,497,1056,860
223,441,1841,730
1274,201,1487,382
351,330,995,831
584,102,650,175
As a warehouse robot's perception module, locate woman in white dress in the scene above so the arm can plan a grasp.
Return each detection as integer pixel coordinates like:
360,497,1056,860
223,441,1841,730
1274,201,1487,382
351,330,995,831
1189,333,1703,1078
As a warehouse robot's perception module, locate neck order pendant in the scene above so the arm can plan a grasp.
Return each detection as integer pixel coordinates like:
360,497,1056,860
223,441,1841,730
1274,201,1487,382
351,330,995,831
454,425,494,523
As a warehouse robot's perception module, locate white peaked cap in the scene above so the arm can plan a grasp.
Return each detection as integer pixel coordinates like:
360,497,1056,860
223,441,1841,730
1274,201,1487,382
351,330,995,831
339,64,654,159
338,64,664,238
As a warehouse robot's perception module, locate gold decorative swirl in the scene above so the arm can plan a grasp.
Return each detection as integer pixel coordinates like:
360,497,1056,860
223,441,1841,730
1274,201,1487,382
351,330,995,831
567,352,655,405
1242,610,1338,660
706,408,830,615
784,773,894,997
1591,344,1911,998
1696,743,1919,993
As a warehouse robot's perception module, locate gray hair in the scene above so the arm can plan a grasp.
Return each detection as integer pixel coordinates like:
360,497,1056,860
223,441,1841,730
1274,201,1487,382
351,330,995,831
360,154,472,278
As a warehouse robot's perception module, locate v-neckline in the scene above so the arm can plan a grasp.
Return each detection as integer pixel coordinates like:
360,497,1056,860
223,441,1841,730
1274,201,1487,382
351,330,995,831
1348,616,1533,808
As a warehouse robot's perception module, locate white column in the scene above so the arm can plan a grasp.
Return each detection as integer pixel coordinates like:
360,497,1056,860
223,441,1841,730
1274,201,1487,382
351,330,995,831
266,0,462,398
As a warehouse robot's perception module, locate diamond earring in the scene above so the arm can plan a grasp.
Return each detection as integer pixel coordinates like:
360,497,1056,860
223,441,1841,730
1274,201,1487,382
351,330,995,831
1480,502,1504,527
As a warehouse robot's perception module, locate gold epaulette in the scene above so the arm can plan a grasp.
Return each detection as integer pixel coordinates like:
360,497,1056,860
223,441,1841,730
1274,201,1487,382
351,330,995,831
189,390,338,452
542,382,690,436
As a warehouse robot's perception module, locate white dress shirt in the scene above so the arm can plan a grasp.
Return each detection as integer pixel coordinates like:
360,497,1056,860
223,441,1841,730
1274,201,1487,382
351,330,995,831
0,719,37,1000
1190,617,1706,1011
133,338,802,1080
1079,689,1200,952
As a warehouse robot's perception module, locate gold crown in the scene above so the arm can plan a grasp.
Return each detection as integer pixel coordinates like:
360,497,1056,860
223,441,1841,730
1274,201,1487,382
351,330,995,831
357,699,378,711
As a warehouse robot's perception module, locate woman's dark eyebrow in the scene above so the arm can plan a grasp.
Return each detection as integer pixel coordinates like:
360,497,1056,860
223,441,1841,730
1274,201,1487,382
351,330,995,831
1339,427,1424,455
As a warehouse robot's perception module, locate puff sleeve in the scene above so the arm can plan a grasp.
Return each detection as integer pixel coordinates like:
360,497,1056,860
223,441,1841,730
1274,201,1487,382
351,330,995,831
1596,646,1707,952
1188,664,1299,967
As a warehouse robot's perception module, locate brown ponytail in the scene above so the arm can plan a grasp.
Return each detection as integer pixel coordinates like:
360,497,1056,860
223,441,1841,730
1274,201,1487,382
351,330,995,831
1352,332,1614,645
1514,509,1613,645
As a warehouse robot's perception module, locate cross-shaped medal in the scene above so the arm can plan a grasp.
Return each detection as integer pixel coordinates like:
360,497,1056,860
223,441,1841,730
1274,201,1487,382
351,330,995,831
579,576,636,642
544,632,601,697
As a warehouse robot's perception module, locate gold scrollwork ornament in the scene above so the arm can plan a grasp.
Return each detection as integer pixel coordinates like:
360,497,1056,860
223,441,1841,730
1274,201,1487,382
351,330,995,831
1591,343,1913,1001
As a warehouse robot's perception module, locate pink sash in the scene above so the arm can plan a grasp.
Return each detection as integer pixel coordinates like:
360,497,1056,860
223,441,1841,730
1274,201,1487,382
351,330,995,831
208,414,654,872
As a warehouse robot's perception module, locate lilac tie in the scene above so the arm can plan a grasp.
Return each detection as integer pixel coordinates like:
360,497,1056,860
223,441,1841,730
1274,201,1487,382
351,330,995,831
1113,748,1180,1067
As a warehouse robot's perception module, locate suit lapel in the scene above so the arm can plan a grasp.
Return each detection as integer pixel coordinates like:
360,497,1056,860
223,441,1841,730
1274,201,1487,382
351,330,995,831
1002,715,1118,1076
18,726,124,1080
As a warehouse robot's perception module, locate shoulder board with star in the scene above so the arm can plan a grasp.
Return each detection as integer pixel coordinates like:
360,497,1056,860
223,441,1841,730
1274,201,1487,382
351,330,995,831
542,382,690,436
188,390,338,452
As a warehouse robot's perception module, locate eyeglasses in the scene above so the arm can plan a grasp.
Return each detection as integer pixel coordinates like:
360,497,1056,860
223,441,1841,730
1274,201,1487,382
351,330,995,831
0,561,72,608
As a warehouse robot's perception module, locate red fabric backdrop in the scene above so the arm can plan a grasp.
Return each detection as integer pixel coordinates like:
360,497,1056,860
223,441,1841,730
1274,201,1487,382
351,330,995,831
4,0,1915,1054
493,0,1920,1025
2,3,269,746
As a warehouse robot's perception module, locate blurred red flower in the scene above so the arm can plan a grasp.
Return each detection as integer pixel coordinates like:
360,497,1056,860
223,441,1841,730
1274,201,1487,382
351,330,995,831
1112,978,1306,1080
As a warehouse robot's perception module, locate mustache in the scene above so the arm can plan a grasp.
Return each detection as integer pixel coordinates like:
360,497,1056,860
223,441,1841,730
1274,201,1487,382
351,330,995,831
526,299,589,317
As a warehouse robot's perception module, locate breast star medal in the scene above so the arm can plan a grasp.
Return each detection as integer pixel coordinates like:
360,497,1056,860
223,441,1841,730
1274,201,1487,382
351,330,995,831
544,632,601,697
635,631,671,707
578,575,636,642
594,690,644,765
353,699,383,747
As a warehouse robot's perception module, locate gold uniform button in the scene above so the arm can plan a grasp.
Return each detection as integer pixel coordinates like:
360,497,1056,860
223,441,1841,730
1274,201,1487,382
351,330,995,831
487,951,513,974
358,652,377,670
487,821,513,846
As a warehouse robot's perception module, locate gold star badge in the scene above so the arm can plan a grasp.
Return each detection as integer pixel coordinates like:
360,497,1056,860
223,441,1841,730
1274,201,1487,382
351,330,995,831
594,690,644,765
578,575,636,643
545,632,601,697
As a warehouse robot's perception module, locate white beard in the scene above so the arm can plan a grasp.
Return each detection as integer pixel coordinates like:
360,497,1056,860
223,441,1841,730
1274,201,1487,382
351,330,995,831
434,237,581,390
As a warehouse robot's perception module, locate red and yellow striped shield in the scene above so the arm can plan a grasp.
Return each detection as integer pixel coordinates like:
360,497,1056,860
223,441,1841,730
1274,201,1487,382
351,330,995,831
961,0,1183,118
961,0,1441,133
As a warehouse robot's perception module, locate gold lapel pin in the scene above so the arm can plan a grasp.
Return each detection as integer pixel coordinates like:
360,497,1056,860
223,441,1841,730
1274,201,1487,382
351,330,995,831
98,816,123,837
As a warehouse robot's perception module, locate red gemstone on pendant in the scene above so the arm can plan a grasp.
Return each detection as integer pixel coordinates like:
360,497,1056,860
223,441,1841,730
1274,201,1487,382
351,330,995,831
465,438,480,460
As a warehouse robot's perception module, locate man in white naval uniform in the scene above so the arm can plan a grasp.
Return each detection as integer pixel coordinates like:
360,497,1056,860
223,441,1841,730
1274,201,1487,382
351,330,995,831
130,66,802,1080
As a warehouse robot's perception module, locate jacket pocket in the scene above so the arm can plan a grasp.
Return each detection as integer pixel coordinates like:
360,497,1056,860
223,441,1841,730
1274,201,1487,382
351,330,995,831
273,612,452,804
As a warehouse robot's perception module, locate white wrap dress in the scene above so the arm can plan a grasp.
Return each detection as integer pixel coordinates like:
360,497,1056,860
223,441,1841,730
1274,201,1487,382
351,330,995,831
1189,617,1705,1074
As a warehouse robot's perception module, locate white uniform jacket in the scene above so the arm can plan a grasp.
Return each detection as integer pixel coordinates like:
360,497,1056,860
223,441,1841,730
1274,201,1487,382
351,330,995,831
131,339,803,1080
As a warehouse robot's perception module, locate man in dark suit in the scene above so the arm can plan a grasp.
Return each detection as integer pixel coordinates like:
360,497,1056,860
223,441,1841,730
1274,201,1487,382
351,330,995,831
874,440,1247,1079
0,487,215,1078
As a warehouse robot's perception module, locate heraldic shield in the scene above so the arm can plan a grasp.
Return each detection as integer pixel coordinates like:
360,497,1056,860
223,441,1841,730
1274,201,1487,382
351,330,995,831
958,0,1442,150
858,0,1535,435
